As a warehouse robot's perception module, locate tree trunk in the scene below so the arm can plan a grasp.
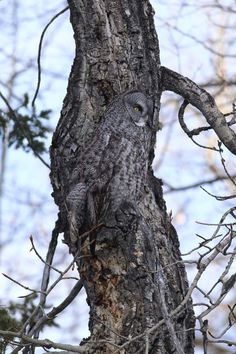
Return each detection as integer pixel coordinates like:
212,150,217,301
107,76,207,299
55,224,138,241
50,0,195,353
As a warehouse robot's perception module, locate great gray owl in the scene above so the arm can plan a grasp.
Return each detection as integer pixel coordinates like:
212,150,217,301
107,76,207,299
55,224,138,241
66,90,154,252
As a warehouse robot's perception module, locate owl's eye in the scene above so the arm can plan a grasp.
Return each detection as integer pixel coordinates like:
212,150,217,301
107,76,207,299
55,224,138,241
133,104,143,113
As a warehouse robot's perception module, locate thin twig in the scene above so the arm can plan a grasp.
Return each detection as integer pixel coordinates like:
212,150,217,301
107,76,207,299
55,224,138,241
200,185,236,201
2,273,44,295
29,235,62,275
219,146,236,187
31,6,69,107
164,174,236,193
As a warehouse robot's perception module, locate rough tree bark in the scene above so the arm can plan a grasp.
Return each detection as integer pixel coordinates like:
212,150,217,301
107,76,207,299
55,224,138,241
50,1,196,353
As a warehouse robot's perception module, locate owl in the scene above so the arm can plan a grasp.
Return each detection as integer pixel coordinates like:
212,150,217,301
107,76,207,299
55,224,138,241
66,90,154,253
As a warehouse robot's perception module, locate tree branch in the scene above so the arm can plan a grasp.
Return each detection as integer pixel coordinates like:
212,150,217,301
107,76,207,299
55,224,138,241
0,330,83,353
160,66,236,155
164,174,236,193
31,6,69,108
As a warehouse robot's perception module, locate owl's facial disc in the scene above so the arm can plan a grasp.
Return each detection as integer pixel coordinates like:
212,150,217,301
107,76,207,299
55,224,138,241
124,91,154,128
131,97,150,127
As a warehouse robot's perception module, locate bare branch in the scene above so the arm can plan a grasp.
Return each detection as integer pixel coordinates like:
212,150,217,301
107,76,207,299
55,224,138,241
0,330,83,353
2,273,44,295
25,279,83,339
31,6,69,107
157,19,236,58
178,100,219,152
47,279,83,319
200,185,236,201
219,147,236,187
29,235,62,275
164,174,236,193
207,339,236,347
161,66,236,155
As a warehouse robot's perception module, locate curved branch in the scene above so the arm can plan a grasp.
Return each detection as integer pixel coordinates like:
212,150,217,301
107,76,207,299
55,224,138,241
178,100,219,151
160,66,236,155
31,6,69,108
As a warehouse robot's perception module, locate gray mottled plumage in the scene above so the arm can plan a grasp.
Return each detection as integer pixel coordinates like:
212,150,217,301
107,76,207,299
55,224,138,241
66,90,153,252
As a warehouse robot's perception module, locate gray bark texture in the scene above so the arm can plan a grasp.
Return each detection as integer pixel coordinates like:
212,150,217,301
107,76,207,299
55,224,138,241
50,0,195,353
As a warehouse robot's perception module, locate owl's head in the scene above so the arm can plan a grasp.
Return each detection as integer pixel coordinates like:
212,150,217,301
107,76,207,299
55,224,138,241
123,91,153,128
